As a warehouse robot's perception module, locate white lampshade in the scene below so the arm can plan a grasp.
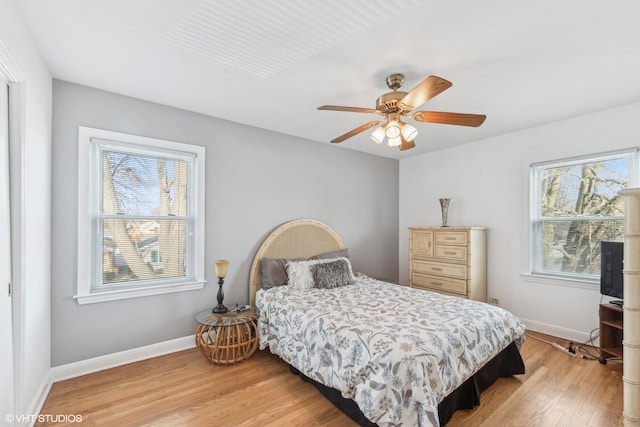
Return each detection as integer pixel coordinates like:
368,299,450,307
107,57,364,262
370,126,385,144
401,123,418,141
385,120,401,139
387,136,401,147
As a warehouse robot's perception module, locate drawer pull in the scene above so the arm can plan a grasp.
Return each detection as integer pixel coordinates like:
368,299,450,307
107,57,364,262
445,237,456,241
444,251,457,255
431,282,443,286
431,267,443,272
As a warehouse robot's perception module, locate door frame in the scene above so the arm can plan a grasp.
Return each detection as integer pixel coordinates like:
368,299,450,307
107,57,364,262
0,39,26,421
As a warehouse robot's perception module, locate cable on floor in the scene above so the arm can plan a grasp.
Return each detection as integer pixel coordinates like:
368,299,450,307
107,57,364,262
525,332,577,357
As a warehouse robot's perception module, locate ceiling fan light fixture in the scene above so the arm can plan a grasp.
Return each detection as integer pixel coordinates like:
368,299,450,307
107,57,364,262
401,123,418,142
317,74,485,152
385,120,401,139
387,136,401,147
370,126,385,144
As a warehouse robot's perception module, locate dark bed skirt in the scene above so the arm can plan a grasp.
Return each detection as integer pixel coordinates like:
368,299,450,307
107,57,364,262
289,341,525,426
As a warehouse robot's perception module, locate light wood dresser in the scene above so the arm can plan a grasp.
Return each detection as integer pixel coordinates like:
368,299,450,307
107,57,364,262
409,227,487,301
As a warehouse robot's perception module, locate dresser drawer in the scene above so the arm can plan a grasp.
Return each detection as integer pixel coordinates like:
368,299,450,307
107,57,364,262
436,230,467,246
411,273,467,295
411,260,467,279
419,288,466,298
435,245,467,262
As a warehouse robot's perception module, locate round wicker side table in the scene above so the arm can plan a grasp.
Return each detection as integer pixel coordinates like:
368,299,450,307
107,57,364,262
195,308,258,365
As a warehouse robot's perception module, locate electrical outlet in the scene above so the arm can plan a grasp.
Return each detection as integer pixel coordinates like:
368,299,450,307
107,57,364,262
488,297,500,305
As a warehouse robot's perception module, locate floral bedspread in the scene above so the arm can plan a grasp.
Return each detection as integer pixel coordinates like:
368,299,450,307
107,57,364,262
256,274,526,427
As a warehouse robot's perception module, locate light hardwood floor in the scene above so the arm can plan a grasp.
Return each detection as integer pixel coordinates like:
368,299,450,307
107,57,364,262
37,331,623,426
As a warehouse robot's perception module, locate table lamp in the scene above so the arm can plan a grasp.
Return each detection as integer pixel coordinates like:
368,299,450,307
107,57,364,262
212,260,230,313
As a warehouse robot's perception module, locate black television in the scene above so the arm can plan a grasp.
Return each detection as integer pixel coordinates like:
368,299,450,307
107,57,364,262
600,241,624,306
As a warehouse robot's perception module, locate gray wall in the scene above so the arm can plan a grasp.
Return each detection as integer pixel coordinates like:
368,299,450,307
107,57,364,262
51,80,399,366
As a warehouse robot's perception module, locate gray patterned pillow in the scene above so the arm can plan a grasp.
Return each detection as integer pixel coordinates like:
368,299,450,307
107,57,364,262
310,258,355,289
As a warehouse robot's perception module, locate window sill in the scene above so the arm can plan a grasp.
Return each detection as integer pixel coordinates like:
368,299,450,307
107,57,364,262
521,273,598,291
74,280,206,305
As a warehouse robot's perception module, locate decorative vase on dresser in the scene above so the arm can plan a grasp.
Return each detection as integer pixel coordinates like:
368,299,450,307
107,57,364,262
408,227,487,301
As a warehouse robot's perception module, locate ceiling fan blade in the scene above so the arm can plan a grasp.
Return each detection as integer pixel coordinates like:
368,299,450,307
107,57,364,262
398,76,452,111
412,111,486,127
399,133,416,151
318,105,379,114
330,121,380,143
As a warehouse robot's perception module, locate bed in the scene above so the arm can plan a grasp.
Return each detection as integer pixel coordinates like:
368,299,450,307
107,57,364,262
250,219,526,426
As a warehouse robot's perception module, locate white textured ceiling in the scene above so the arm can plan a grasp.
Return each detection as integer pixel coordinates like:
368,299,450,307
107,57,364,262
14,0,640,159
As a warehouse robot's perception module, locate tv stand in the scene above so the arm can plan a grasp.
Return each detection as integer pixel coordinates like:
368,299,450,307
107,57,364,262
610,300,623,307
599,303,623,361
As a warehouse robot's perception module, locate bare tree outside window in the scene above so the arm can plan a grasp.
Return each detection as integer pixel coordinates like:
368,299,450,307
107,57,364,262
532,151,634,279
100,150,191,287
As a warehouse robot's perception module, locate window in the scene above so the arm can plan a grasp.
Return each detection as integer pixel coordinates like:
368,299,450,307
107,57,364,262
530,149,638,281
76,127,206,304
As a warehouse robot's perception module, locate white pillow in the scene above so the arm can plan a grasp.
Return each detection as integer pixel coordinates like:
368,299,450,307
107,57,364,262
286,258,347,289
286,260,316,289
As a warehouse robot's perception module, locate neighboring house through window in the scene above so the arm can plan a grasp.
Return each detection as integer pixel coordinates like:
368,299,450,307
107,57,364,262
76,127,206,304
530,148,638,282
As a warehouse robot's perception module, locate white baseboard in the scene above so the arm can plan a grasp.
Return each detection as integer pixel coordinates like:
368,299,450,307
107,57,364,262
49,335,195,383
521,318,597,345
22,377,52,427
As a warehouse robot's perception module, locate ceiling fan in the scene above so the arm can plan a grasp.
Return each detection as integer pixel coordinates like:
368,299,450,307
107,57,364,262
317,73,486,151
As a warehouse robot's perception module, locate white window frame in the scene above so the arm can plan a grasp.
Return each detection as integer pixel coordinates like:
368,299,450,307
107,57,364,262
529,148,639,284
75,127,206,304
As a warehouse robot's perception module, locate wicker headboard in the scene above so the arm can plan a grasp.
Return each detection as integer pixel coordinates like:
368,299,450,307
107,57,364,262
249,219,345,306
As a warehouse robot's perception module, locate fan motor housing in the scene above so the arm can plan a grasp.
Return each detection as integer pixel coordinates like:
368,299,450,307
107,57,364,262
376,91,408,114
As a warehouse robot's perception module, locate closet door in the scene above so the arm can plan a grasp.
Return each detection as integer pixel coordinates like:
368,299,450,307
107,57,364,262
0,80,14,423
